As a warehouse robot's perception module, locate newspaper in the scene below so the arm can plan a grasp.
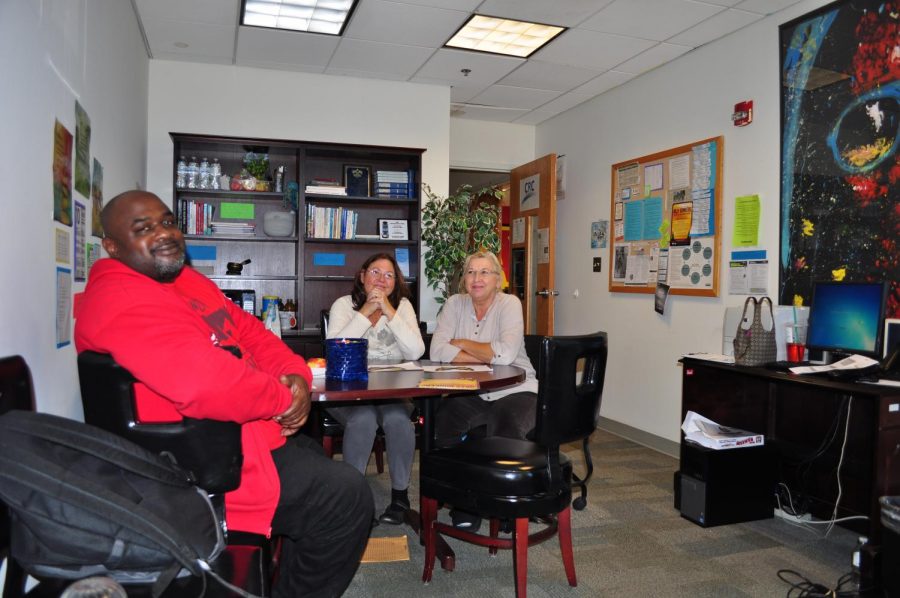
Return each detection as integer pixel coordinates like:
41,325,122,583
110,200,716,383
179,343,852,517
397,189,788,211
789,354,879,375
681,410,764,450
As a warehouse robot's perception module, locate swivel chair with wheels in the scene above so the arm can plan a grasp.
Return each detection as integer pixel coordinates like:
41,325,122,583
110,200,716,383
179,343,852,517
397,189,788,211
420,332,608,598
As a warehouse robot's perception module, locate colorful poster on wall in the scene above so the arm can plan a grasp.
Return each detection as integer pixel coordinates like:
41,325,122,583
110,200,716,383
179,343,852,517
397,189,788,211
56,266,72,348
74,101,92,197
91,158,103,235
52,120,73,226
74,200,86,281
779,0,900,317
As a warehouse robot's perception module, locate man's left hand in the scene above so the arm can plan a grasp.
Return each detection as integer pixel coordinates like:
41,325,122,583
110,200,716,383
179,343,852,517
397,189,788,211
275,374,311,436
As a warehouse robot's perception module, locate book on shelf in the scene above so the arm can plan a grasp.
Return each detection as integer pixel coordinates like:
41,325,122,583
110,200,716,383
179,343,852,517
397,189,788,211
305,185,347,195
394,247,410,278
305,204,358,239
177,199,215,235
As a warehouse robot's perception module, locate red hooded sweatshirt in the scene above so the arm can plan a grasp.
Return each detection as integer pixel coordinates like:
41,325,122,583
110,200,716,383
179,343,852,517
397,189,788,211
74,258,312,536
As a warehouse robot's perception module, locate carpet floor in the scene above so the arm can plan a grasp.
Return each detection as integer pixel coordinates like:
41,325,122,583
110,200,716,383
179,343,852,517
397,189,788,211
342,429,860,597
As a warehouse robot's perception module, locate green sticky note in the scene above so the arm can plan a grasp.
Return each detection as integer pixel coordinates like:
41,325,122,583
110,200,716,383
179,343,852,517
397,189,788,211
220,202,254,219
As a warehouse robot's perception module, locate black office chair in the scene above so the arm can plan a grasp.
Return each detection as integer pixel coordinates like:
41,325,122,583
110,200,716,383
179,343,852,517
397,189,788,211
77,351,274,597
420,332,608,597
523,334,593,510
1,356,71,598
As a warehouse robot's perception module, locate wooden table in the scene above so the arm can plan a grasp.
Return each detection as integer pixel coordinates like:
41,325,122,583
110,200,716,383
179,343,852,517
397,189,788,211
309,360,526,570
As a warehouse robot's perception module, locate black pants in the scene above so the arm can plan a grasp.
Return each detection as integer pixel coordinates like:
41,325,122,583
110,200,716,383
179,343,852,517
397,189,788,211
434,391,537,448
270,434,374,598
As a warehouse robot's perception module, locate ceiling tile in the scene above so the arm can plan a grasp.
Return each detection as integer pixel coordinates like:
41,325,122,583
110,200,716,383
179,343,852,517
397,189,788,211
470,84,561,110
572,69,637,96
476,0,615,27
413,48,524,86
497,60,602,91
733,0,804,15
328,39,434,76
142,17,236,61
668,8,761,46
531,29,656,71
614,42,693,74
450,84,489,102
700,0,743,6
580,0,725,41
236,26,339,69
134,0,238,26
344,0,468,47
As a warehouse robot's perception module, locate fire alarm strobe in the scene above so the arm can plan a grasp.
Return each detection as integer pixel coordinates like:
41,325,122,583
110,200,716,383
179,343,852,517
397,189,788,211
732,100,753,126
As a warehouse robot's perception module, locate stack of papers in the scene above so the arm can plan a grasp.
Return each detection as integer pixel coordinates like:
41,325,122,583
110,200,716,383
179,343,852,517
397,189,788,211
681,411,764,450
789,354,879,375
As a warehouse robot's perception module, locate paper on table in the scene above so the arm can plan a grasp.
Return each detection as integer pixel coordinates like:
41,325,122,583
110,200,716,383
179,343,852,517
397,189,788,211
421,364,493,373
789,354,879,375
681,410,764,450
367,362,423,372
682,353,735,364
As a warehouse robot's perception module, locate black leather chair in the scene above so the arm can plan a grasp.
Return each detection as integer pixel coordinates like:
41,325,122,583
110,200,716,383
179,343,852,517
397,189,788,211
0,356,69,598
77,351,274,597
420,332,608,597
523,335,593,510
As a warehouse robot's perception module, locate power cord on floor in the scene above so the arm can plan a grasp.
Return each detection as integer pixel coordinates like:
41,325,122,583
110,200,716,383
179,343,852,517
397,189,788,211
778,569,860,597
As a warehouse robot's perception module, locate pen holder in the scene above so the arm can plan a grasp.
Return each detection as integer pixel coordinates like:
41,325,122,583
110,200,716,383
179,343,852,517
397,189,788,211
325,338,368,381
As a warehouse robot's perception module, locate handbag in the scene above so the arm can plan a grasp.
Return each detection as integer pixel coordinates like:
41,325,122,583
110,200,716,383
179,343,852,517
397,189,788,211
733,296,777,366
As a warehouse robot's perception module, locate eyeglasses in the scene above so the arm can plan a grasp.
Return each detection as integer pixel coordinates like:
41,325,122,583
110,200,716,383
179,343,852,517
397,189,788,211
464,269,499,278
366,268,395,280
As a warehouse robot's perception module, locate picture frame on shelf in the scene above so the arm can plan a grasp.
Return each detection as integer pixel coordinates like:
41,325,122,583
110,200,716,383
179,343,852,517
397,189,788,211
343,164,371,197
378,218,408,240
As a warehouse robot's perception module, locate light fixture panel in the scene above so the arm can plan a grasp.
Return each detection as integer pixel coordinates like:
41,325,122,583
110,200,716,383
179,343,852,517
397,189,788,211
241,0,358,36
445,15,565,58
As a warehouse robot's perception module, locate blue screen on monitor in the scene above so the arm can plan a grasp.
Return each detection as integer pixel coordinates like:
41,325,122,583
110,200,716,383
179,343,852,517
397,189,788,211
807,282,886,357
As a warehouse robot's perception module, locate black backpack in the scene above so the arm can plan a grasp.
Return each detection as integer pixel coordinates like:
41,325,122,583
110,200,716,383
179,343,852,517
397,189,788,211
0,409,226,595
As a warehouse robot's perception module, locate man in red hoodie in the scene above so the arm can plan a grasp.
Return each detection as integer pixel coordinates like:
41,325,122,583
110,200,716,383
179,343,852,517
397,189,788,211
75,190,373,597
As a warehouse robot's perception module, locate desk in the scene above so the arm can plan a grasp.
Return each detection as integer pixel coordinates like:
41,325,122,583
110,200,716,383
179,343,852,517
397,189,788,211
309,360,526,570
680,357,900,582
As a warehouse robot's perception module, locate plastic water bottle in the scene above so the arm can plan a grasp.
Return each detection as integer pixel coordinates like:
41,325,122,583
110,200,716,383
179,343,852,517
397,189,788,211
187,157,198,189
198,157,210,189
176,156,187,188
210,158,222,190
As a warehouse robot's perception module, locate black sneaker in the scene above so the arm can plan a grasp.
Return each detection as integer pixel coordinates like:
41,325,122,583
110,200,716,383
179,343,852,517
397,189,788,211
378,500,410,525
450,509,482,533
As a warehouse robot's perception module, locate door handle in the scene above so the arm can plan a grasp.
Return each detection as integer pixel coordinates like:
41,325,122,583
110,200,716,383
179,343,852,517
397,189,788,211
535,289,559,297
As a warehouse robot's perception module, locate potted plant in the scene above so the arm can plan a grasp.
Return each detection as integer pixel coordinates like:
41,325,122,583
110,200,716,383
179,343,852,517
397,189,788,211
421,183,503,306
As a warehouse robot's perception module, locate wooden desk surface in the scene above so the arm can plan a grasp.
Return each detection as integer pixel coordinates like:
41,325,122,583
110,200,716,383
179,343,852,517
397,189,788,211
309,361,526,403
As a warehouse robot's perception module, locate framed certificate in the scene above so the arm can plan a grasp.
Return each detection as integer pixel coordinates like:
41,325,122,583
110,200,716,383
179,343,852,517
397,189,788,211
378,219,408,240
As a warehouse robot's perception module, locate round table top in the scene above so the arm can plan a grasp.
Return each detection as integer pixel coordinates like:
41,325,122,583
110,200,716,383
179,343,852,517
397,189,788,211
309,360,526,403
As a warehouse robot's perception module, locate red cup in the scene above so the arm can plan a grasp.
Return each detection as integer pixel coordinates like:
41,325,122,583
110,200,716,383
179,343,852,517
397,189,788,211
786,342,805,362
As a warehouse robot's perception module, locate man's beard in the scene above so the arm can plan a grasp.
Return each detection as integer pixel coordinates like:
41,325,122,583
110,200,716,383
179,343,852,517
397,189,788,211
154,254,185,282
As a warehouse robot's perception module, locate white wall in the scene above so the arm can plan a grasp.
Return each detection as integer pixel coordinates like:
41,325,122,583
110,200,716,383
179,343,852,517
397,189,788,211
146,61,450,324
536,0,831,443
450,119,535,171
0,0,149,418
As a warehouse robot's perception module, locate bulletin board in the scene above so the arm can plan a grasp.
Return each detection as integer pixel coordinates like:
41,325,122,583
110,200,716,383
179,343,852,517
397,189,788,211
608,136,723,297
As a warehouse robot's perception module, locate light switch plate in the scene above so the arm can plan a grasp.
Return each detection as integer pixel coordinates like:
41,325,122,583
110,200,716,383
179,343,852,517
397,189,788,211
593,257,602,272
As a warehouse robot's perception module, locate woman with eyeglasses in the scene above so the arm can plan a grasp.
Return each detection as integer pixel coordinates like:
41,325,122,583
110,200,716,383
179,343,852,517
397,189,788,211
325,253,425,525
429,251,538,531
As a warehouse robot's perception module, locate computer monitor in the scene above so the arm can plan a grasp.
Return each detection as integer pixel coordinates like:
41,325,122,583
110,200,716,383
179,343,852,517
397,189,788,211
806,281,887,361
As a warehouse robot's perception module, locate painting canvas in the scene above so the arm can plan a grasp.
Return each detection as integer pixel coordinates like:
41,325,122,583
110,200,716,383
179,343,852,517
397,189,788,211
779,0,900,318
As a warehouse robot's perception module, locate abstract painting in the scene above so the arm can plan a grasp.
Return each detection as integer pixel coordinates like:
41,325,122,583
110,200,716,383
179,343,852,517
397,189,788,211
779,0,899,317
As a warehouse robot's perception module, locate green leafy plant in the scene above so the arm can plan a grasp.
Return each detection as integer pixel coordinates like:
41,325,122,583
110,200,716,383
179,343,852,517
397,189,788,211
421,183,503,305
243,152,269,180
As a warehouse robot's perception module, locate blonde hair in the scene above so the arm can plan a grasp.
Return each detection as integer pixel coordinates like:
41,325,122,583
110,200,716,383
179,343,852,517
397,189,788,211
458,251,503,294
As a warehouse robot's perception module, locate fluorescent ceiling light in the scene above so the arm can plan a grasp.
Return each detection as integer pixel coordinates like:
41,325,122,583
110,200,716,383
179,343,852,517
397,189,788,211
445,15,565,58
242,0,357,36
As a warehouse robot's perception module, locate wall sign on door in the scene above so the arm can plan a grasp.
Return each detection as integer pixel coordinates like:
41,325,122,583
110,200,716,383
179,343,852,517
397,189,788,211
519,174,540,211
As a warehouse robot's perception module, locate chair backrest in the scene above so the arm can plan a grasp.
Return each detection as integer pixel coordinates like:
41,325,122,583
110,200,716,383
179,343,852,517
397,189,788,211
320,309,330,342
0,356,34,415
533,332,608,447
523,334,543,372
1,356,35,597
77,351,243,494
